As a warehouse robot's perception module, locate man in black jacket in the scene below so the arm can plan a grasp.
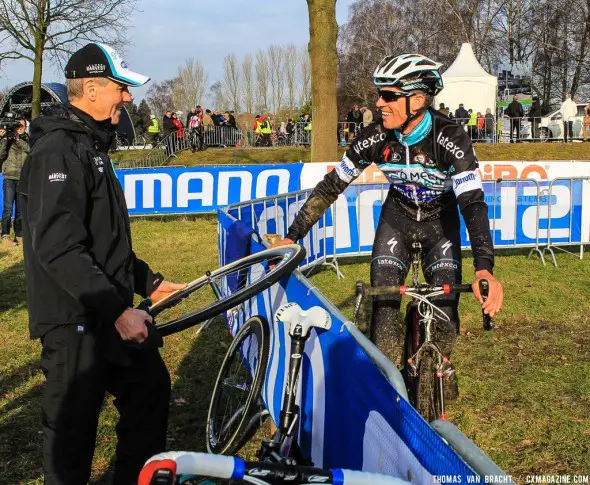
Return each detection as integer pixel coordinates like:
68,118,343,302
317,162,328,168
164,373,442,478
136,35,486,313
506,96,524,142
18,42,185,485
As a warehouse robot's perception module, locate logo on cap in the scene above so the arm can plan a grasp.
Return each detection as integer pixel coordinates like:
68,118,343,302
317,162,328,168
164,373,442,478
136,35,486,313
121,60,128,69
86,63,106,74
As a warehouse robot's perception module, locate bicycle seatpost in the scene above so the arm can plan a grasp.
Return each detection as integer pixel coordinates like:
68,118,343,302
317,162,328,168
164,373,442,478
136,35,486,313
479,279,494,331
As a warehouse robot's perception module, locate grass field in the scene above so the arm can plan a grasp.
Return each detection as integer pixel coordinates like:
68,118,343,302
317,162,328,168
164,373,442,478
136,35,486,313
110,142,590,166
1,216,589,483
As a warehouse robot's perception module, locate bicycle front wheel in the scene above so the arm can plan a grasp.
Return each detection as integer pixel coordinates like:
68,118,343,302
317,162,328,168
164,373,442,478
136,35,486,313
206,315,270,455
149,244,305,336
416,351,439,422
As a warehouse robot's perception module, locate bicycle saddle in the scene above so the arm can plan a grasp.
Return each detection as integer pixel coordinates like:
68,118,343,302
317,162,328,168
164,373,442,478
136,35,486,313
274,303,332,337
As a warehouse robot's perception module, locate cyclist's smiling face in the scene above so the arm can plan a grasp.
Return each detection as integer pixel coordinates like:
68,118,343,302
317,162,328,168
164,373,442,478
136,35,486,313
377,87,425,130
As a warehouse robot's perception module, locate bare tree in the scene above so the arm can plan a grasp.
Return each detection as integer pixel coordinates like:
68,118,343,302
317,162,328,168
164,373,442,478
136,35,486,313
255,49,270,112
145,79,174,121
0,0,137,118
307,0,338,162
210,81,226,111
241,54,255,113
172,57,208,115
267,45,284,113
283,44,298,110
223,53,241,113
298,45,311,107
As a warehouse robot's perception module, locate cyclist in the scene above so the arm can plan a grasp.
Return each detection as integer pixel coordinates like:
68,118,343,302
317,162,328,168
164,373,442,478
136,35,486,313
273,54,504,400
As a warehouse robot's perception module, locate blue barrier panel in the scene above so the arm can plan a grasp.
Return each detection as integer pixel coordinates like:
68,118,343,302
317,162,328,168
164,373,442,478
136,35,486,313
118,164,303,215
218,210,481,481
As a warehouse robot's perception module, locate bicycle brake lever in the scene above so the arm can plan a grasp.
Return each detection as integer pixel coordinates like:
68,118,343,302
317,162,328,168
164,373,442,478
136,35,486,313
479,279,494,331
137,298,152,314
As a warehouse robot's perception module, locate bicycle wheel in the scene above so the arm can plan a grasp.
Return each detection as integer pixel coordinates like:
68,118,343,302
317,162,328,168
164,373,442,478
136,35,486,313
148,244,305,336
416,351,439,422
206,315,270,455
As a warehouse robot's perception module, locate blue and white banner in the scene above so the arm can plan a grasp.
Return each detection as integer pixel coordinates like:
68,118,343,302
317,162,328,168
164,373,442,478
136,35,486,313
218,211,482,481
242,179,590,257
118,164,303,215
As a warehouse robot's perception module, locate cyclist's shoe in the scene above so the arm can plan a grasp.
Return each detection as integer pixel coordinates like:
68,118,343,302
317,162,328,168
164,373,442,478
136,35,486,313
443,368,459,403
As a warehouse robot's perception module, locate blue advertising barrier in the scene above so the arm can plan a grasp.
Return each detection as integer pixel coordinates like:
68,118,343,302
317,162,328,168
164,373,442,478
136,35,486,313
118,164,303,215
218,210,509,481
231,180,589,261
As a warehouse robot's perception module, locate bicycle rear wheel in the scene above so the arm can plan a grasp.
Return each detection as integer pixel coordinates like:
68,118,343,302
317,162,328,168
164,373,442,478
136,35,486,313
148,244,305,336
206,315,270,455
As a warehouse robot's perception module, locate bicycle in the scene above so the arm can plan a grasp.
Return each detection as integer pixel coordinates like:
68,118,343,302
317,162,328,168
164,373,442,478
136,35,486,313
134,244,305,344
353,240,493,422
206,303,331,459
138,451,411,484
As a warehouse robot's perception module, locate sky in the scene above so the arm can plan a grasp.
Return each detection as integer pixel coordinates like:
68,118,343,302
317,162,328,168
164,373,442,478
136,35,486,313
0,0,356,103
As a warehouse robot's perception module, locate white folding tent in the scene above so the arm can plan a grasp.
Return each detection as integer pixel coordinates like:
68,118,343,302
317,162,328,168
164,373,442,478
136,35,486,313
435,43,498,115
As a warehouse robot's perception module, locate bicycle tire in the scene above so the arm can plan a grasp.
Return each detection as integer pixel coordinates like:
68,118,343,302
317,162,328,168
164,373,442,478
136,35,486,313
416,351,439,422
149,244,305,337
206,315,270,455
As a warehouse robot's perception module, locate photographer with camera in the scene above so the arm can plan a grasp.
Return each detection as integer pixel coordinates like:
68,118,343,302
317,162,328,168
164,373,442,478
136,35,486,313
0,117,28,246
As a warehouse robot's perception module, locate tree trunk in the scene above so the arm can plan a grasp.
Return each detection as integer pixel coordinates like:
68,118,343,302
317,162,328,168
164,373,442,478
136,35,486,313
569,0,590,97
32,41,44,119
307,0,338,163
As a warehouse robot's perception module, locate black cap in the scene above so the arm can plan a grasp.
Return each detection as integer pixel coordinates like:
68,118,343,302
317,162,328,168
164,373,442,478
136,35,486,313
65,43,150,87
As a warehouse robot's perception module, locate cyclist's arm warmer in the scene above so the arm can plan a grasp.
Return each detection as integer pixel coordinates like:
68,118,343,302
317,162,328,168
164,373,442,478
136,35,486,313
444,129,495,273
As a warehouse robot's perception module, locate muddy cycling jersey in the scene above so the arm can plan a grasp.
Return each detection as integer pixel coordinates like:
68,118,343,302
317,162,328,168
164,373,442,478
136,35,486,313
286,108,494,272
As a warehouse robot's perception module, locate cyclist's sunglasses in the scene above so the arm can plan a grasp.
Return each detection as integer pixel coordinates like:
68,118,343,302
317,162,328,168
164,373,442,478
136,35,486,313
377,89,413,103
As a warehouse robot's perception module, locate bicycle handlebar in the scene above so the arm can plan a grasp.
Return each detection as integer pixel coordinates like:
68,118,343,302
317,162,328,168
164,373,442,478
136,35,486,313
138,451,411,485
354,280,493,331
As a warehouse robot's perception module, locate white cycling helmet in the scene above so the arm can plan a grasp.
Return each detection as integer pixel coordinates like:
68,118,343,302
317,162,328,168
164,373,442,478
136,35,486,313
373,54,444,95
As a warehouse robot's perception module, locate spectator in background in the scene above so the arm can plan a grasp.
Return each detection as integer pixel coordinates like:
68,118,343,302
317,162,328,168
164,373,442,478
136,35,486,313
203,109,214,131
438,103,450,117
172,112,184,138
286,118,295,145
583,102,590,142
346,104,362,136
467,108,477,139
484,108,495,142
0,117,28,246
260,115,272,147
560,95,577,143
373,107,383,125
476,112,484,141
228,111,237,129
454,103,469,125
529,97,542,141
505,96,524,143
361,106,373,127
162,110,177,157
187,108,203,151
146,114,160,147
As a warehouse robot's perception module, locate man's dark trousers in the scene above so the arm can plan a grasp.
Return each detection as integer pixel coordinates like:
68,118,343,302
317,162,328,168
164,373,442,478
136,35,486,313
2,178,21,237
510,118,520,142
41,324,170,485
564,121,574,142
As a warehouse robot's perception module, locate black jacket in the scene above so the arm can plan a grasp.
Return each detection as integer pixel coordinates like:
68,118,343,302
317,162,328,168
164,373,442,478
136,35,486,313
19,104,163,339
506,100,524,118
162,115,176,135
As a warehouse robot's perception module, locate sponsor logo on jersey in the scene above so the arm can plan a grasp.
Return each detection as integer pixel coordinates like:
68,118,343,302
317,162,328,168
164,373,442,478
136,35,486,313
352,132,386,155
441,240,453,256
387,237,398,253
375,256,406,271
335,155,360,182
426,259,461,273
413,153,426,164
436,132,465,159
451,169,482,196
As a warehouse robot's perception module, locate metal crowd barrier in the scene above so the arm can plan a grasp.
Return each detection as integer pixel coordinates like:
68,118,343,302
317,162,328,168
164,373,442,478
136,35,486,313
225,177,590,274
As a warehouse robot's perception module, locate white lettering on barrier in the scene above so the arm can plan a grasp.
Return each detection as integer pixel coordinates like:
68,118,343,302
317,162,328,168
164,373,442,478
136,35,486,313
334,194,352,249
123,173,173,209
488,186,517,241
522,185,570,240
177,172,214,207
257,206,286,239
218,171,253,206
255,169,291,199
